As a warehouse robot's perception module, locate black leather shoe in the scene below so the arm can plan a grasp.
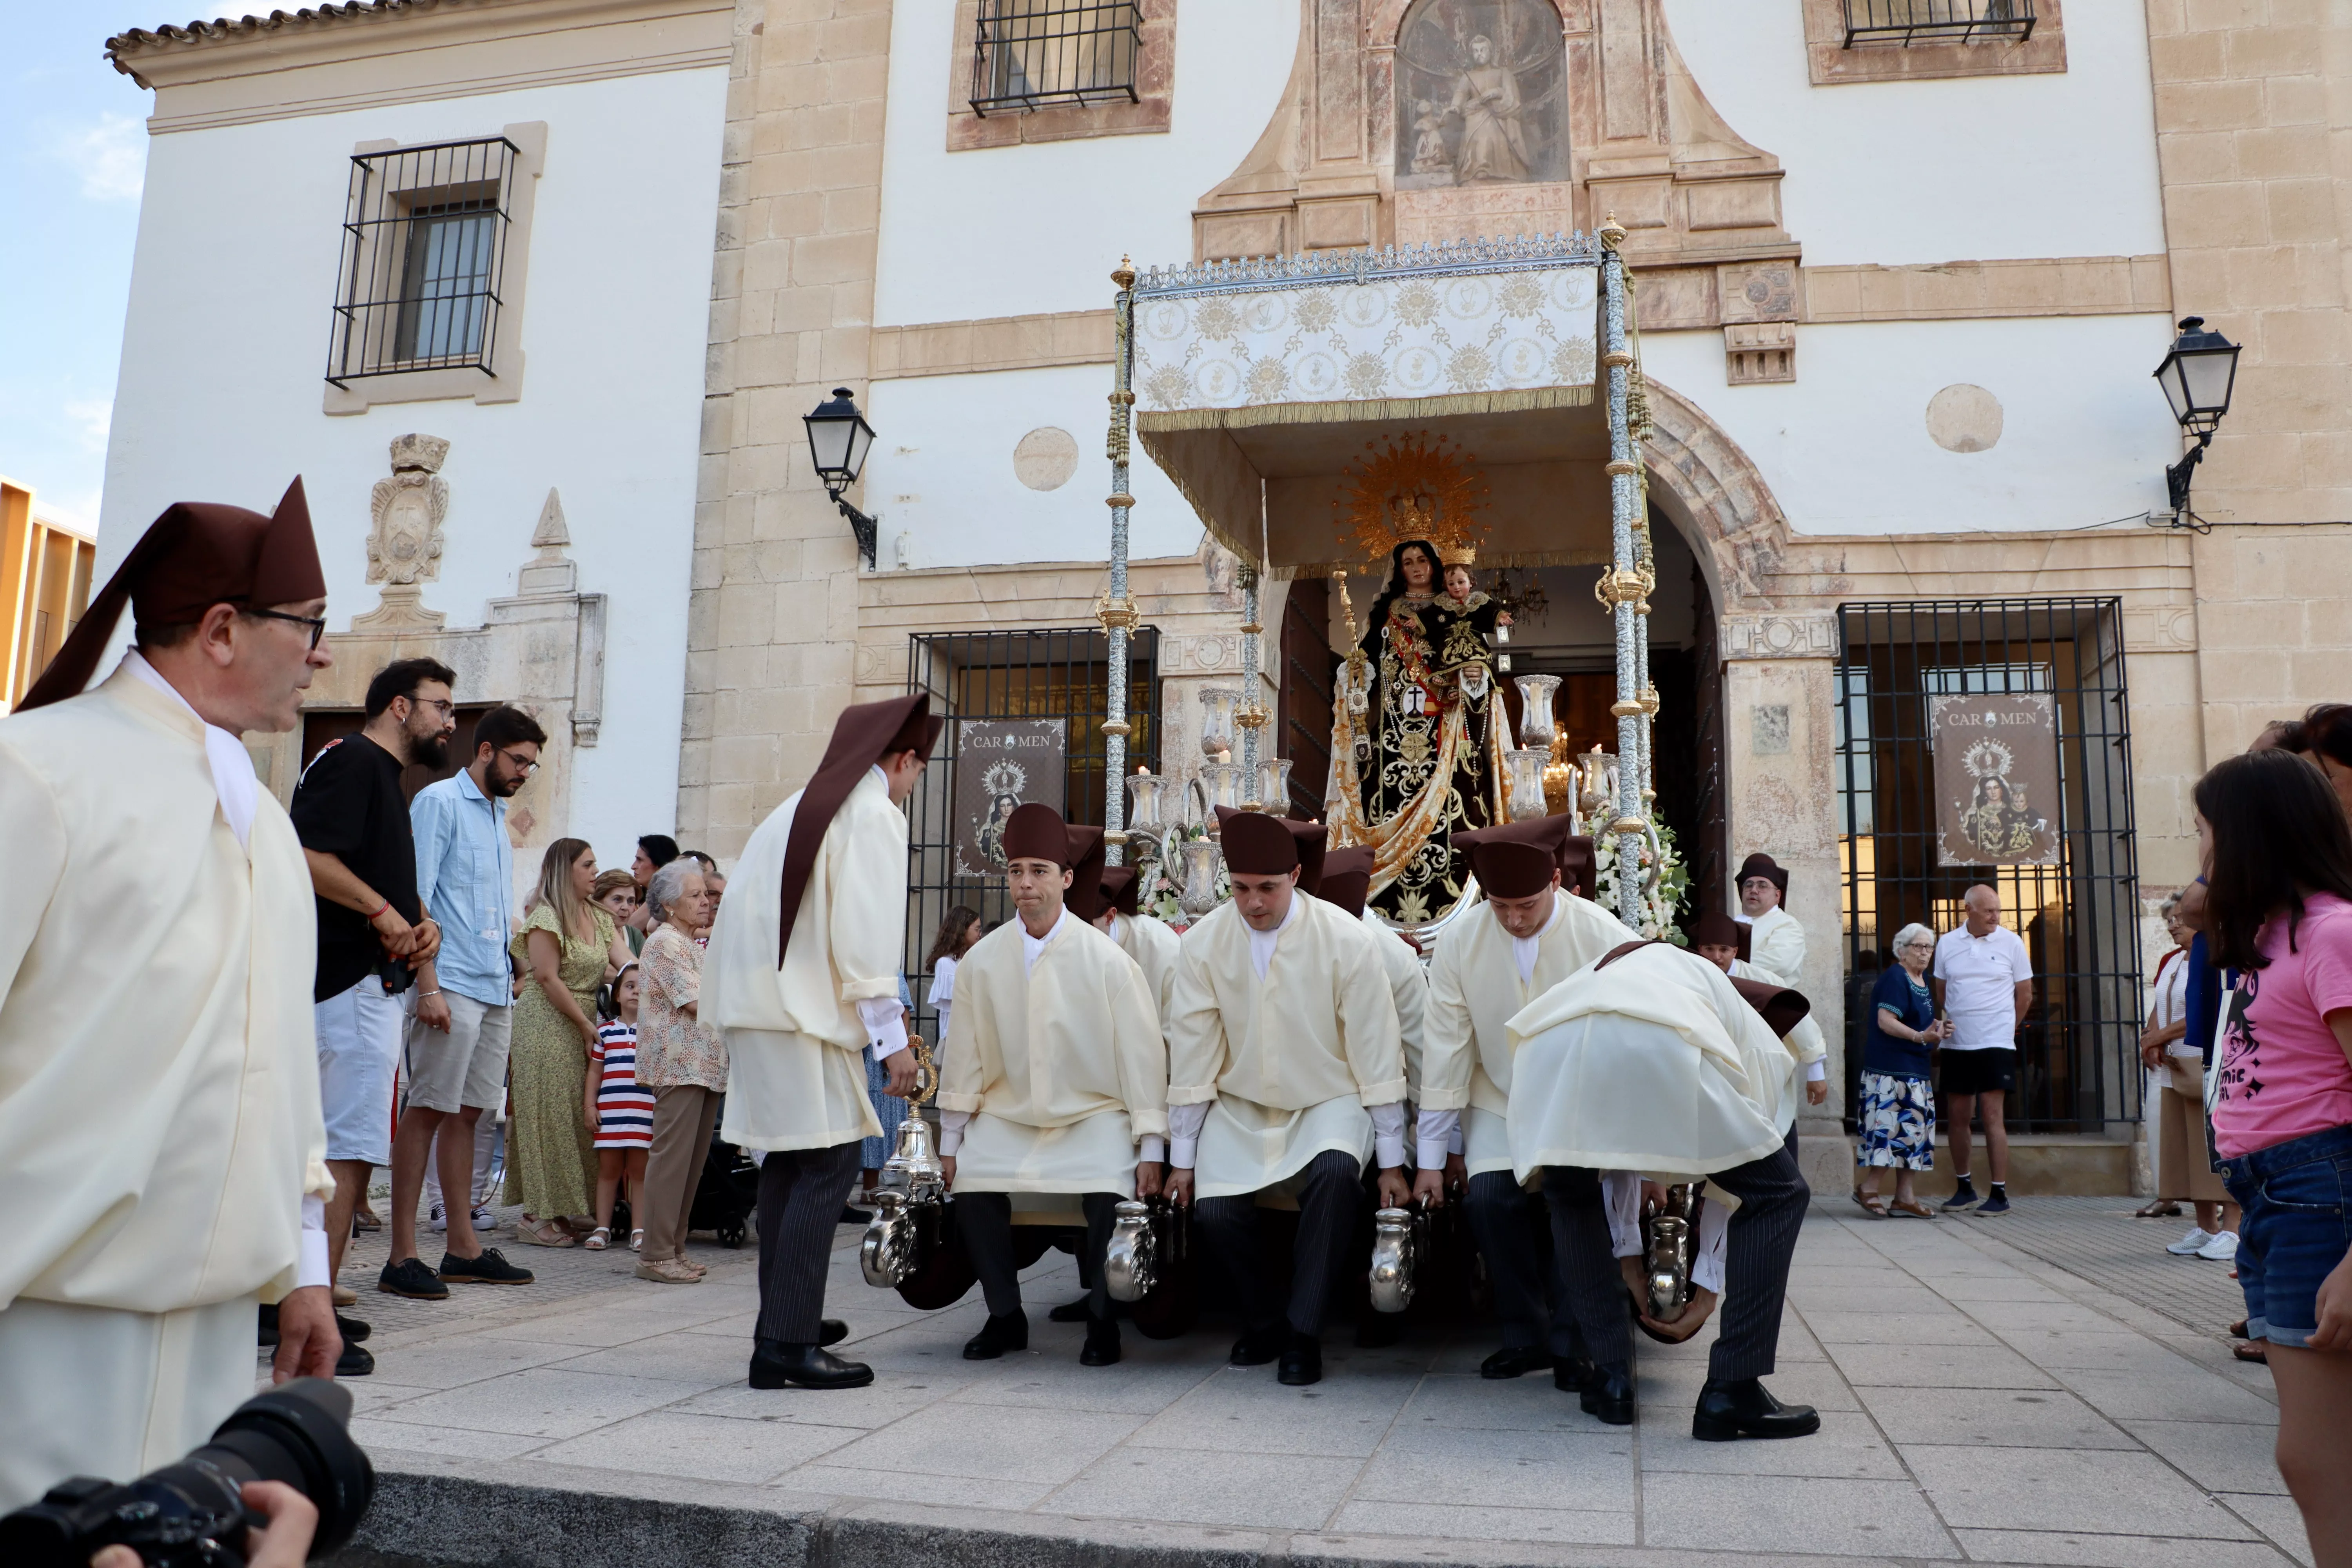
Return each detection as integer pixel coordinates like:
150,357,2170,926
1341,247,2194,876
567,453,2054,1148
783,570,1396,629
964,1310,1029,1360
1579,1361,1634,1425
750,1339,873,1390
1482,1344,1554,1380
1081,1315,1122,1367
334,1342,375,1377
1693,1377,1820,1441
1229,1322,1286,1366
334,1312,372,1343
1047,1296,1093,1323
1277,1331,1323,1387
1552,1356,1597,1394
818,1318,848,1347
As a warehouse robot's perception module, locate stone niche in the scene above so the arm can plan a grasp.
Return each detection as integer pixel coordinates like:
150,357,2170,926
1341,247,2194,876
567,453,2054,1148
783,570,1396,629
1191,0,1802,380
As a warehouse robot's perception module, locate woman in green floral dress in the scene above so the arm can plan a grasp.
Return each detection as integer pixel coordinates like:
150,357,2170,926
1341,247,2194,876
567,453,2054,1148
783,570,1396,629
506,838,632,1245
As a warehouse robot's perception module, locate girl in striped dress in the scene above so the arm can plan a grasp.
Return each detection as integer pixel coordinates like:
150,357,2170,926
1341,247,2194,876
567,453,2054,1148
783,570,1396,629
583,964,654,1251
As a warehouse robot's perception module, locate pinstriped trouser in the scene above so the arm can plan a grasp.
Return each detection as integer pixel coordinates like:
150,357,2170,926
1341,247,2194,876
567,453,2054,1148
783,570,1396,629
1196,1150,1362,1338
753,1140,864,1344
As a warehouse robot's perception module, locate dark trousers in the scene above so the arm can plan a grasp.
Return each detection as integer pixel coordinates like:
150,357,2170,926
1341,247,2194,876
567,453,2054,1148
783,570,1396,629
1702,1141,1810,1381
1196,1150,1360,1338
961,1192,1120,1319
753,1140,863,1344
1538,1166,1638,1368
1464,1170,1584,1358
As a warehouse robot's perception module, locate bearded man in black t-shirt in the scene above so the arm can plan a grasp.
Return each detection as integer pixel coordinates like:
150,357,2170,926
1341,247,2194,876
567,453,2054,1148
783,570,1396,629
287,656,456,1370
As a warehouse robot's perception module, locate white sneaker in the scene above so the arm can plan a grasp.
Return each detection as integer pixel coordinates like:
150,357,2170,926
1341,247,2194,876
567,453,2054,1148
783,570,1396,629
470,1205,497,1232
428,1201,448,1232
2197,1230,2240,1262
2166,1225,2217,1255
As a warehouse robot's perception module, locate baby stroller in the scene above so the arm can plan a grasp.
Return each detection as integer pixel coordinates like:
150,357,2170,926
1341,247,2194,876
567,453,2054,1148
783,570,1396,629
690,1103,761,1248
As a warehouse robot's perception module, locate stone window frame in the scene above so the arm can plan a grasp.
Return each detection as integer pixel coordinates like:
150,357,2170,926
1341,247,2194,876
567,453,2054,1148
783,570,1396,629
1802,0,2065,87
324,120,546,415
945,0,1175,151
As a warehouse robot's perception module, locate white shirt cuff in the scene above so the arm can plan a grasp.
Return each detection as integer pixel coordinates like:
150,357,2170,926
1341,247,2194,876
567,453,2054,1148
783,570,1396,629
1368,1101,1407,1169
938,1107,969,1155
1691,1198,1730,1294
1806,1060,1827,1083
1167,1101,1210,1169
1603,1169,1643,1259
1140,1134,1167,1165
1415,1109,1459,1170
857,996,909,1057
298,1193,331,1290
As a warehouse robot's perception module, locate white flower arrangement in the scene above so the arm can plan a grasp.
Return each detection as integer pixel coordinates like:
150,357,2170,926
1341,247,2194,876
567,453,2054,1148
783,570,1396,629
1592,818,1691,944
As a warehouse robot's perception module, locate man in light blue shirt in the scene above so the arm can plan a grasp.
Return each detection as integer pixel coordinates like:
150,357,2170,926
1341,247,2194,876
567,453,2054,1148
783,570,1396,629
380,705,547,1299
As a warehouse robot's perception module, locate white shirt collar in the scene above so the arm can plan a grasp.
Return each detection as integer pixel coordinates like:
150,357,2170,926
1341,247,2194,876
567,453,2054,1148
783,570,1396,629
122,649,261,855
1504,891,1561,984
1020,906,1069,975
1246,890,1303,980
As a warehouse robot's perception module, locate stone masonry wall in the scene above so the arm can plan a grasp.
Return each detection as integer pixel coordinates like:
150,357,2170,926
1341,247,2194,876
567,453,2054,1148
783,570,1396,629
677,0,895,859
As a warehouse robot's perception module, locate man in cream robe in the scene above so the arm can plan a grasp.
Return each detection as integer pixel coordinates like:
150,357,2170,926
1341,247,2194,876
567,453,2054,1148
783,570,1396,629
0,481,338,1508
706,693,939,1391
1166,811,1407,1387
1418,819,1627,1384
1694,910,1828,1128
940,806,1168,1366
1507,941,1821,1441
1316,848,1428,1124
1734,853,1807,985
1094,865,1181,1018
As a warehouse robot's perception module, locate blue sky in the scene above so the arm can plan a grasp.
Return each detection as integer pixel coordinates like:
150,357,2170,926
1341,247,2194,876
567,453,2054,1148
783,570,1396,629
1,8,163,526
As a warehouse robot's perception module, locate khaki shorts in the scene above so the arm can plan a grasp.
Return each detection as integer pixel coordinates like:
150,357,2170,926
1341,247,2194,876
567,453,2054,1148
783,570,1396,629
403,991,513,1115
2157,1080,2228,1205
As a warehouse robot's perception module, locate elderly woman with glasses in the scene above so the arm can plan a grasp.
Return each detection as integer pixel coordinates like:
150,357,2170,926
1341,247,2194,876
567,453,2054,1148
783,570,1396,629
632,858,727,1282
1855,922,1947,1218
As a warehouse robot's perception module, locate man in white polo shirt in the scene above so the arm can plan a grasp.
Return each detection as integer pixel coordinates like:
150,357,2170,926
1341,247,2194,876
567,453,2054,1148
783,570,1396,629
1931,884,2034,1215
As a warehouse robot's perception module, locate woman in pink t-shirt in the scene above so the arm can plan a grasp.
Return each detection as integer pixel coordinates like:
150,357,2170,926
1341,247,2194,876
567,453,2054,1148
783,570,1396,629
2196,746,2352,1555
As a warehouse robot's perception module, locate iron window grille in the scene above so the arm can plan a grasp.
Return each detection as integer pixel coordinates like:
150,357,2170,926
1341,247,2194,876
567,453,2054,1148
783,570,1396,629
901,627,1161,1042
1834,599,2141,1137
327,136,518,387
1843,0,2034,47
969,0,1143,115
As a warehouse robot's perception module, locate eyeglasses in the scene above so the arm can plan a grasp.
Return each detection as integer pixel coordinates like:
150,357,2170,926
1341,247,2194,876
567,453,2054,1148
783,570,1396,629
496,748,541,777
406,696,456,718
248,608,327,650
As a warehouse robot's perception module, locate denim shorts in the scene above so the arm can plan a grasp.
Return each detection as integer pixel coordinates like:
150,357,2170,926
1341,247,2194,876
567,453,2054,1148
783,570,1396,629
2219,1122,2352,1348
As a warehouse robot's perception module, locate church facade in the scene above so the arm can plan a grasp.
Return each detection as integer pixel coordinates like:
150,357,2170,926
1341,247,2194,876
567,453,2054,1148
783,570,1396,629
96,0,2351,1190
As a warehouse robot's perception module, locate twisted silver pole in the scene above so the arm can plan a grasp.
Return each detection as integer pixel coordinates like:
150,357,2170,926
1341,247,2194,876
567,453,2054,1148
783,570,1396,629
1601,220,1644,931
1100,258,1138,865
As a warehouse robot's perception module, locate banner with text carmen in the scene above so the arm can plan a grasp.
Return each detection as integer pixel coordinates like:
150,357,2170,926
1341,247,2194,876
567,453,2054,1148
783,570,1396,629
953,718,1067,878
1931,693,2061,867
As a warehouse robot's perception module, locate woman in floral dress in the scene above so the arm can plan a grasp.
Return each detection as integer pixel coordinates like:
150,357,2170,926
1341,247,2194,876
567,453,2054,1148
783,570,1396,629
507,838,631,1245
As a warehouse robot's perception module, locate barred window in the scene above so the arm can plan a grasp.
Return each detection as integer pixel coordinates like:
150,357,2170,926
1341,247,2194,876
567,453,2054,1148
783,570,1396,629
328,137,517,386
969,1,1142,115
1843,0,2034,47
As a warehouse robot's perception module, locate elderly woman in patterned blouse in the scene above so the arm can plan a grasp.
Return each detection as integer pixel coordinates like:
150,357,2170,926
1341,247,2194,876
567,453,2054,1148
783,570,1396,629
632,859,728,1283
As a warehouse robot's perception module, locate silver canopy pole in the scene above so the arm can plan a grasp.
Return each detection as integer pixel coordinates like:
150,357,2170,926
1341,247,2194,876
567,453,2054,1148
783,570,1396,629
1100,258,1138,865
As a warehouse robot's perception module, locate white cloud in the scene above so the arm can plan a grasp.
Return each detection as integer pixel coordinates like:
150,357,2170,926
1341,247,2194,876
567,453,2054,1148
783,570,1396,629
44,113,147,203
64,397,113,455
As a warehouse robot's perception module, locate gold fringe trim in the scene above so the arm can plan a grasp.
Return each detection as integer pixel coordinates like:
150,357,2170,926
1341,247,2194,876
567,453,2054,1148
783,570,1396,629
1136,384,1595,435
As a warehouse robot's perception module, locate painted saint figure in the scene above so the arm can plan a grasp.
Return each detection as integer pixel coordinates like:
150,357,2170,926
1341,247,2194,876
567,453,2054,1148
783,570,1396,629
1957,775,2046,862
1449,36,1528,184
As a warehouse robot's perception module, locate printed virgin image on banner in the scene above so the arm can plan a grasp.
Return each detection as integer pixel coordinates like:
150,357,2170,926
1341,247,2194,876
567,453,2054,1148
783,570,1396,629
953,719,1067,877
1931,693,2061,867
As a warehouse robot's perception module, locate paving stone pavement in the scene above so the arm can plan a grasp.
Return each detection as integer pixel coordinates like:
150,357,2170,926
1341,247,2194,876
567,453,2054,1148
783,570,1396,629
314,1193,2307,1567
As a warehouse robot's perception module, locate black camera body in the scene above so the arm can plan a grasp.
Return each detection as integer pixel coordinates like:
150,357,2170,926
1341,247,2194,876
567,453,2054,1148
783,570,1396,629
0,1379,373,1568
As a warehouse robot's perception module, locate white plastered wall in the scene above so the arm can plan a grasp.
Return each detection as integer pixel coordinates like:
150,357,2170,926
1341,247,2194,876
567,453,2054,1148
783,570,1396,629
98,67,726,870
873,0,1303,324
1664,0,2169,266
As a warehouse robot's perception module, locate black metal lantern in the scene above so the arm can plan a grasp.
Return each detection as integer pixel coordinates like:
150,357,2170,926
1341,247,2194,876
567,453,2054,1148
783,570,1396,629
2152,317,2241,519
803,387,878,566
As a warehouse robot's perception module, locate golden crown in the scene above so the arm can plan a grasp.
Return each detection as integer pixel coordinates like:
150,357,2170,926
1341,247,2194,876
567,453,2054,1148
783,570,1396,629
1334,431,1490,566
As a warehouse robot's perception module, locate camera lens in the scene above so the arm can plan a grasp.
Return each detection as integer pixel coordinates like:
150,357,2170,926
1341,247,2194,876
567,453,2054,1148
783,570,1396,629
194,1379,376,1557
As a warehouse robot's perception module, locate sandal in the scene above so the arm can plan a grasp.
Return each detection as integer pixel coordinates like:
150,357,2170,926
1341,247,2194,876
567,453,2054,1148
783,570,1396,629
630,1229,644,1252
2229,1318,2250,1339
2233,1340,2268,1363
583,1226,610,1251
515,1218,577,1248
1887,1198,1937,1220
1852,1188,1889,1218
2135,1199,2183,1218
